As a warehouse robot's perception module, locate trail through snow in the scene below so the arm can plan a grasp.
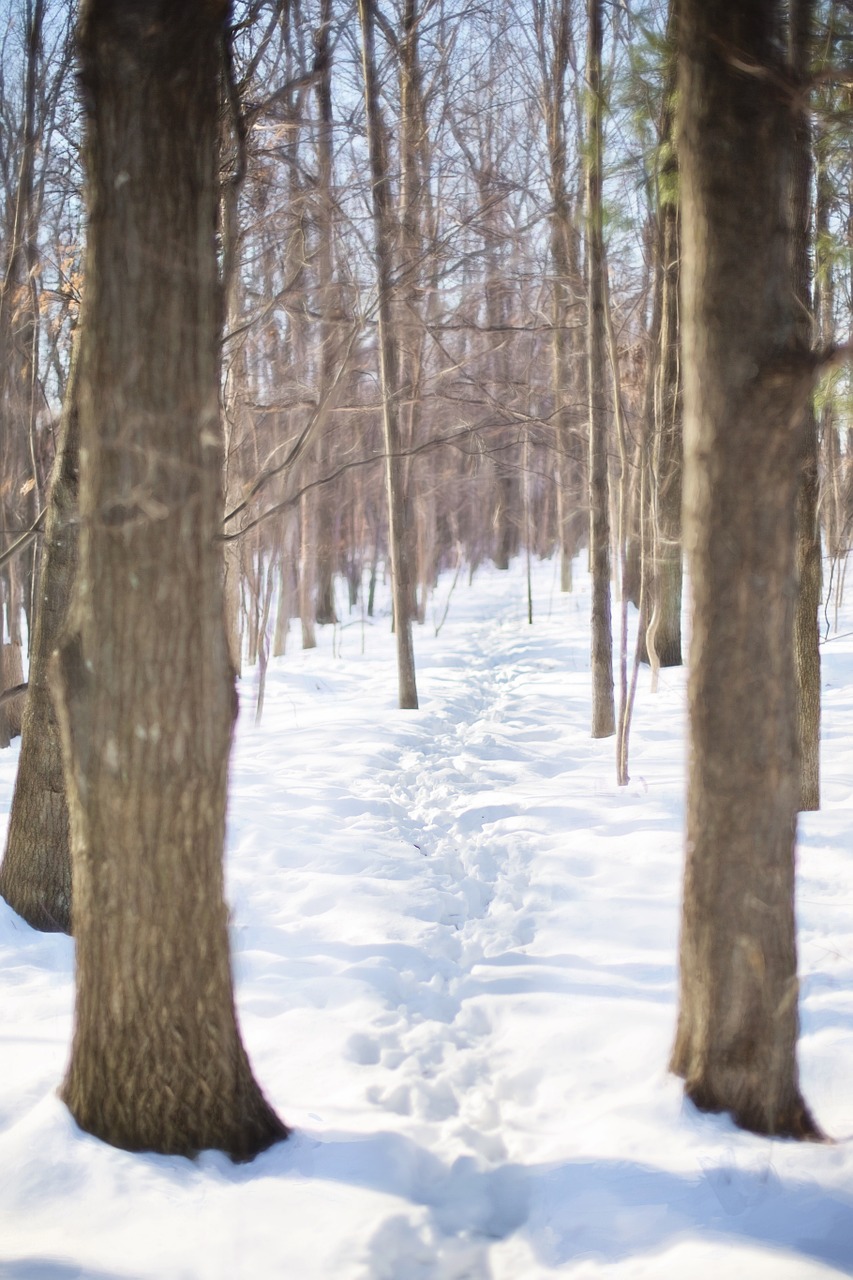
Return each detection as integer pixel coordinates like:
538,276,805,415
0,559,852,1278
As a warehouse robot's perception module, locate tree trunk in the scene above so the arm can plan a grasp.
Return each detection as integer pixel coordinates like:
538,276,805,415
358,0,418,709
312,3,340,630
221,177,246,677
790,0,820,813
0,337,79,934
298,492,318,649
53,0,287,1160
0,0,45,678
650,99,683,670
670,0,819,1138
815,141,841,560
586,0,614,738
539,0,583,595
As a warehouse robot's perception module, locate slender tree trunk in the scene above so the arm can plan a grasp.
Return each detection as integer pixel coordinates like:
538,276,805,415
586,0,614,738
312,4,340,629
0,334,79,934
650,97,683,669
298,493,318,649
539,0,581,594
53,0,287,1160
358,0,418,709
398,0,430,623
631,218,664,663
815,142,841,560
670,0,819,1139
0,0,45,685
632,36,682,672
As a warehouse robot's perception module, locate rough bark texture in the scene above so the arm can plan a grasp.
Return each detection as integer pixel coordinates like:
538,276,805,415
221,176,247,677
0,343,79,933
586,0,614,738
54,0,287,1160
671,0,819,1138
791,0,820,813
795,413,821,813
0,644,25,739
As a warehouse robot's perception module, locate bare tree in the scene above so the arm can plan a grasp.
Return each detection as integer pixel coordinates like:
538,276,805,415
586,0,614,738
646,25,683,672
671,0,820,1138
357,0,419,709
0,0,75,723
533,0,585,594
0,335,77,933
299,0,340,644
53,0,287,1159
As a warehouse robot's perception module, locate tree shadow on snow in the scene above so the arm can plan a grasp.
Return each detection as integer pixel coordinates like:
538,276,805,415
276,1128,853,1274
0,1262,120,1279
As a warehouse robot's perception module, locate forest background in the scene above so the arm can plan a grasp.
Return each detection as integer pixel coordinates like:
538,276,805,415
0,0,851,1273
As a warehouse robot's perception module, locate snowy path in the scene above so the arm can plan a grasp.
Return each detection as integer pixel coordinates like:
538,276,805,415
0,560,852,1278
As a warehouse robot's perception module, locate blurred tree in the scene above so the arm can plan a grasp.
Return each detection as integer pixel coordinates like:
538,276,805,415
586,0,615,739
671,0,820,1138
0,336,77,932
357,0,419,708
790,0,821,813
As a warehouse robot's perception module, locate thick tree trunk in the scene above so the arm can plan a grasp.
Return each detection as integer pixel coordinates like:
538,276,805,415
0,339,79,934
791,0,820,813
796,419,821,812
53,0,287,1160
670,0,819,1138
586,0,614,738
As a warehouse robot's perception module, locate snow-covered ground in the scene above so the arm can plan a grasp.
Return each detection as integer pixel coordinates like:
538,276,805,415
0,556,851,1279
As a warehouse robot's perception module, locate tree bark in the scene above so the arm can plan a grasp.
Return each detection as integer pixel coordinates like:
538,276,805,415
814,138,841,560
0,0,46,683
538,0,584,595
0,335,79,934
790,0,820,813
312,5,340,630
221,176,247,677
586,0,614,738
53,0,287,1160
649,91,683,670
670,0,819,1138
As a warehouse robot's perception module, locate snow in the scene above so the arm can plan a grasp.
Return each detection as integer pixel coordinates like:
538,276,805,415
0,556,852,1278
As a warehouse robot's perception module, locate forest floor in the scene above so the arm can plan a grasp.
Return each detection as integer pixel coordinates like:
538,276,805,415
0,556,852,1278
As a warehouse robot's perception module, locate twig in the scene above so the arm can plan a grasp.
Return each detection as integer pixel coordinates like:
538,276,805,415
0,509,45,573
